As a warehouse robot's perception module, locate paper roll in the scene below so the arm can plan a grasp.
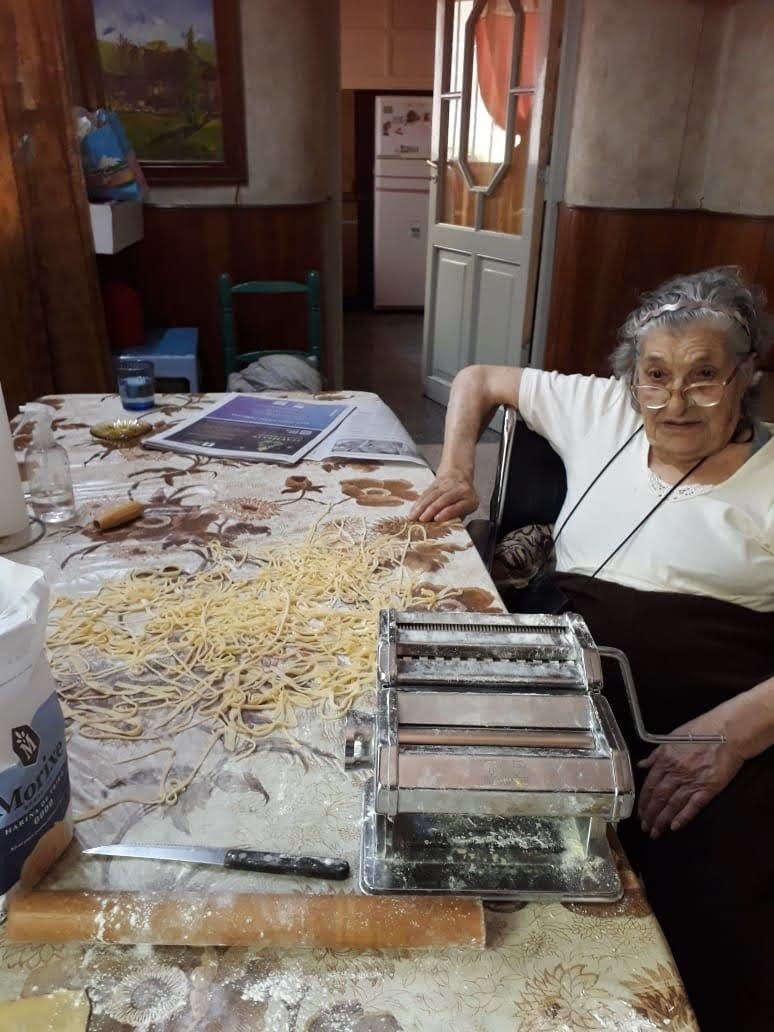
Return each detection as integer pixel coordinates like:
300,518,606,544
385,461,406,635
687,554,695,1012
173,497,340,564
0,386,28,537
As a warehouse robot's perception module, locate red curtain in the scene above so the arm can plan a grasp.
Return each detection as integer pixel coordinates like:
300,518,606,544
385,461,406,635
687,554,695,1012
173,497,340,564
474,5,537,133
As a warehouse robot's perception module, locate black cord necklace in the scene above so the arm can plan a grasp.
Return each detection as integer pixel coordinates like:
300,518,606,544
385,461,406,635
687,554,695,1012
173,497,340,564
552,426,644,547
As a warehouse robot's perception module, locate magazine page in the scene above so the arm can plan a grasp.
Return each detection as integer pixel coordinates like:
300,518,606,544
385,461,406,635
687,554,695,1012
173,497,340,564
144,395,355,464
307,395,427,465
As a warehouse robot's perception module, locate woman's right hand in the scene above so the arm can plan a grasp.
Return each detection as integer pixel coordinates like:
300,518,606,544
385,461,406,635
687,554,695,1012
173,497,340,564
408,364,522,524
409,469,479,523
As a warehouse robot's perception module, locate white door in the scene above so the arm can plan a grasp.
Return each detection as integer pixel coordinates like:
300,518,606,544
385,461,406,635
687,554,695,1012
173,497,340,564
422,0,556,406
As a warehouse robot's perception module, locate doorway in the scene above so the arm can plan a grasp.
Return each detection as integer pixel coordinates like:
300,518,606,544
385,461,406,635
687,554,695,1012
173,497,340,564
422,0,563,408
343,90,433,312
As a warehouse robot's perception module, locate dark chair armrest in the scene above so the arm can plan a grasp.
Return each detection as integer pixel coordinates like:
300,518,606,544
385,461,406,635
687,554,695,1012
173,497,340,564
465,404,518,571
466,517,496,568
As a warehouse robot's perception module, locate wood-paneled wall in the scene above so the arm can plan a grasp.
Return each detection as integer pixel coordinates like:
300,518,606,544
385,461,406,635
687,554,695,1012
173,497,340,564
545,205,774,376
98,204,324,389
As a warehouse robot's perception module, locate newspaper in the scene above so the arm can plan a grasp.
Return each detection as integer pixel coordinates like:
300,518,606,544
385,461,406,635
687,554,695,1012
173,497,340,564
309,395,426,465
143,395,355,465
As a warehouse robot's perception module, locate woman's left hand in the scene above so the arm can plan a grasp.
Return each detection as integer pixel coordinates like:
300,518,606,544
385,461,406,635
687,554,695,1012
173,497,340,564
637,706,747,839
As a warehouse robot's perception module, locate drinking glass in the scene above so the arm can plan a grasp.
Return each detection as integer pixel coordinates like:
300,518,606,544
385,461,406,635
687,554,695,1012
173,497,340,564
117,359,155,411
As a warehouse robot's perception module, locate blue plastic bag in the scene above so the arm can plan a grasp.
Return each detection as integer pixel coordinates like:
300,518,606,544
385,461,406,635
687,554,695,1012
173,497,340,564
78,109,147,202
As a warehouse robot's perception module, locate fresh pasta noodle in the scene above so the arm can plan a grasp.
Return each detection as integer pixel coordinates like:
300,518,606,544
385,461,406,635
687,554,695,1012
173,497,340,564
48,522,456,821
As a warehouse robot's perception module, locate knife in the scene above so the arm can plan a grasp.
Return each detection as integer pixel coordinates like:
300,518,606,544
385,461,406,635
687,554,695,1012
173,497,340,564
83,844,350,881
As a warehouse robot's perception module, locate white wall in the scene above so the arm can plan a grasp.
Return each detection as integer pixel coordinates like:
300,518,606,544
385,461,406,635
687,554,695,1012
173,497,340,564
149,0,341,207
564,0,774,215
145,0,343,385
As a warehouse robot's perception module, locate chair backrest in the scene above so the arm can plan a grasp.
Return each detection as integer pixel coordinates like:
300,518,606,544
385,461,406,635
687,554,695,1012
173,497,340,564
218,270,322,380
499,418,567,536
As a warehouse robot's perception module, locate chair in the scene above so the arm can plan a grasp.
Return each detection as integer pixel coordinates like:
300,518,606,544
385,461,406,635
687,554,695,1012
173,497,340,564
218,271,322,382
467,406,568,571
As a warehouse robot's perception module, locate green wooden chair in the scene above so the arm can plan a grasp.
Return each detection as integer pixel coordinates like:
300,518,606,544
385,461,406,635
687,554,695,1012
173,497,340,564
218,270,322,381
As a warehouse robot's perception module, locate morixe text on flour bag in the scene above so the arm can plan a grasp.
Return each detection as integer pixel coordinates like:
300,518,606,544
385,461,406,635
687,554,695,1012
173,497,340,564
0,557,72,914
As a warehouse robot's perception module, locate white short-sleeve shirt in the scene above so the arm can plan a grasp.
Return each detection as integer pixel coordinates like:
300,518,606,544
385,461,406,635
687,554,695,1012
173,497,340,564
517,369,774,613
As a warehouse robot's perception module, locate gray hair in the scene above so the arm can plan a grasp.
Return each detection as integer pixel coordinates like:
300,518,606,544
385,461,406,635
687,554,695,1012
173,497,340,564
610,266,769,437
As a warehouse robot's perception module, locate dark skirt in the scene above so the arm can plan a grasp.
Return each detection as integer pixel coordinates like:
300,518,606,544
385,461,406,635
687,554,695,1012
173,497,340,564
524,573,774,1032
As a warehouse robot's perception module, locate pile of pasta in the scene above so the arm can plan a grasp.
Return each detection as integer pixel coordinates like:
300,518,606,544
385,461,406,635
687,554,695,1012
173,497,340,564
47,522,454,818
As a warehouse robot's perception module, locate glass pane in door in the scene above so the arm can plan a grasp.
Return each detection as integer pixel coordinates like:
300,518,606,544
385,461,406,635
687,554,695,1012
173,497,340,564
448,0,467,93
465,0,517,188
441,97,475,227
440,2,473,227
438,0,536,233
481,5,536,233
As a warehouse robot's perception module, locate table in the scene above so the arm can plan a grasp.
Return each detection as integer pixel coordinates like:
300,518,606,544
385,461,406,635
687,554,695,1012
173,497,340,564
1,392,698,1031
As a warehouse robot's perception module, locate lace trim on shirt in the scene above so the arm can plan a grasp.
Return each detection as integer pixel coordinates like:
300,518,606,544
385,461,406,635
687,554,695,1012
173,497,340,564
647,467,713,499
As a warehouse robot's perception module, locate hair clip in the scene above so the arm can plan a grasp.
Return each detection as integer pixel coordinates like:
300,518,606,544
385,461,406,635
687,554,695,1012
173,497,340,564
639,300,751,338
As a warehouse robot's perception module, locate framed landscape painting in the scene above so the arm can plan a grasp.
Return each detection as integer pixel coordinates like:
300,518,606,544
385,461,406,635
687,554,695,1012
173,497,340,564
70,0,246,184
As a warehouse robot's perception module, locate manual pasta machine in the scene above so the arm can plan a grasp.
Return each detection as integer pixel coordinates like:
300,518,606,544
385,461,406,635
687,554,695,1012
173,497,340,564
345,610,644,902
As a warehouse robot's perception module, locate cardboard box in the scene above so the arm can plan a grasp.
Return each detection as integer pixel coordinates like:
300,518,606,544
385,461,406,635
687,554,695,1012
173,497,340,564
88,200,143,254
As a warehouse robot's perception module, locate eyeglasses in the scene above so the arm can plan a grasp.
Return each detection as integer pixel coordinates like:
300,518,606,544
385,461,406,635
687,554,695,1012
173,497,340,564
630,353,752,410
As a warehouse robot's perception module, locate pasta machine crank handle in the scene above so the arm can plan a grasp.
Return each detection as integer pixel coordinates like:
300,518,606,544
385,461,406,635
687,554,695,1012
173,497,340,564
597,646,726,745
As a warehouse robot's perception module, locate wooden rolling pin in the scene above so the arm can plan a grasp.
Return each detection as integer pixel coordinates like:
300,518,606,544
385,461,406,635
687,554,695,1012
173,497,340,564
7,891,486,950
93,500,145,531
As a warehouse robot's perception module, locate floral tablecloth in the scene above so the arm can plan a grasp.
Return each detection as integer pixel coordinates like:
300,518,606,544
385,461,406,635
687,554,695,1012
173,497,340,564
0,393,698,1031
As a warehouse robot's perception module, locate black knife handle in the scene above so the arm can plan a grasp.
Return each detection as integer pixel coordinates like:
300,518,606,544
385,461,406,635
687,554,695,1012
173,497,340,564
224,849,350,880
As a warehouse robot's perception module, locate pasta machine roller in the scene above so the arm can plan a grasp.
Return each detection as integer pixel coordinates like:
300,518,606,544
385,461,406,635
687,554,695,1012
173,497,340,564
345,610,636,901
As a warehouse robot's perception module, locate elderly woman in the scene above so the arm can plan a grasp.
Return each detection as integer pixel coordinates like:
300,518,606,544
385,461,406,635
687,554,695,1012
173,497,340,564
411,267,773,1032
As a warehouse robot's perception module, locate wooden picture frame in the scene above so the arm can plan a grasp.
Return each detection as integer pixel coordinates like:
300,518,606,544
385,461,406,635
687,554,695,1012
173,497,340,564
67,0,246,186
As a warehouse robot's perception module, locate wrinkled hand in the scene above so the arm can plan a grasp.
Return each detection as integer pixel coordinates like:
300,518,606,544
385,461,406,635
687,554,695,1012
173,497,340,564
637,708,746,839
409,470,478,523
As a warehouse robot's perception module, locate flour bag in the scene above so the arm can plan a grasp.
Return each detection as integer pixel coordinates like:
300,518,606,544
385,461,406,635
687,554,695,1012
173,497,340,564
0,557,72,912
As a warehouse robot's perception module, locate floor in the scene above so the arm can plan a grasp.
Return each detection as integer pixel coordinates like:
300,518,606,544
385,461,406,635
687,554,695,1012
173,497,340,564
342,311,498,445
342,311,443,443
342,311,500,518
345,311,774,447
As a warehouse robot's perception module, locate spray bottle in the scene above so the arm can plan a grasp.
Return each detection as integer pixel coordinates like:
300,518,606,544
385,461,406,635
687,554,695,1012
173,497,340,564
21,404,75,523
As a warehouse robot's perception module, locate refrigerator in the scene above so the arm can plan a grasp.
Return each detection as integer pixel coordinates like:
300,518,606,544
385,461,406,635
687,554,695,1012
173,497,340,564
373,95,433,309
